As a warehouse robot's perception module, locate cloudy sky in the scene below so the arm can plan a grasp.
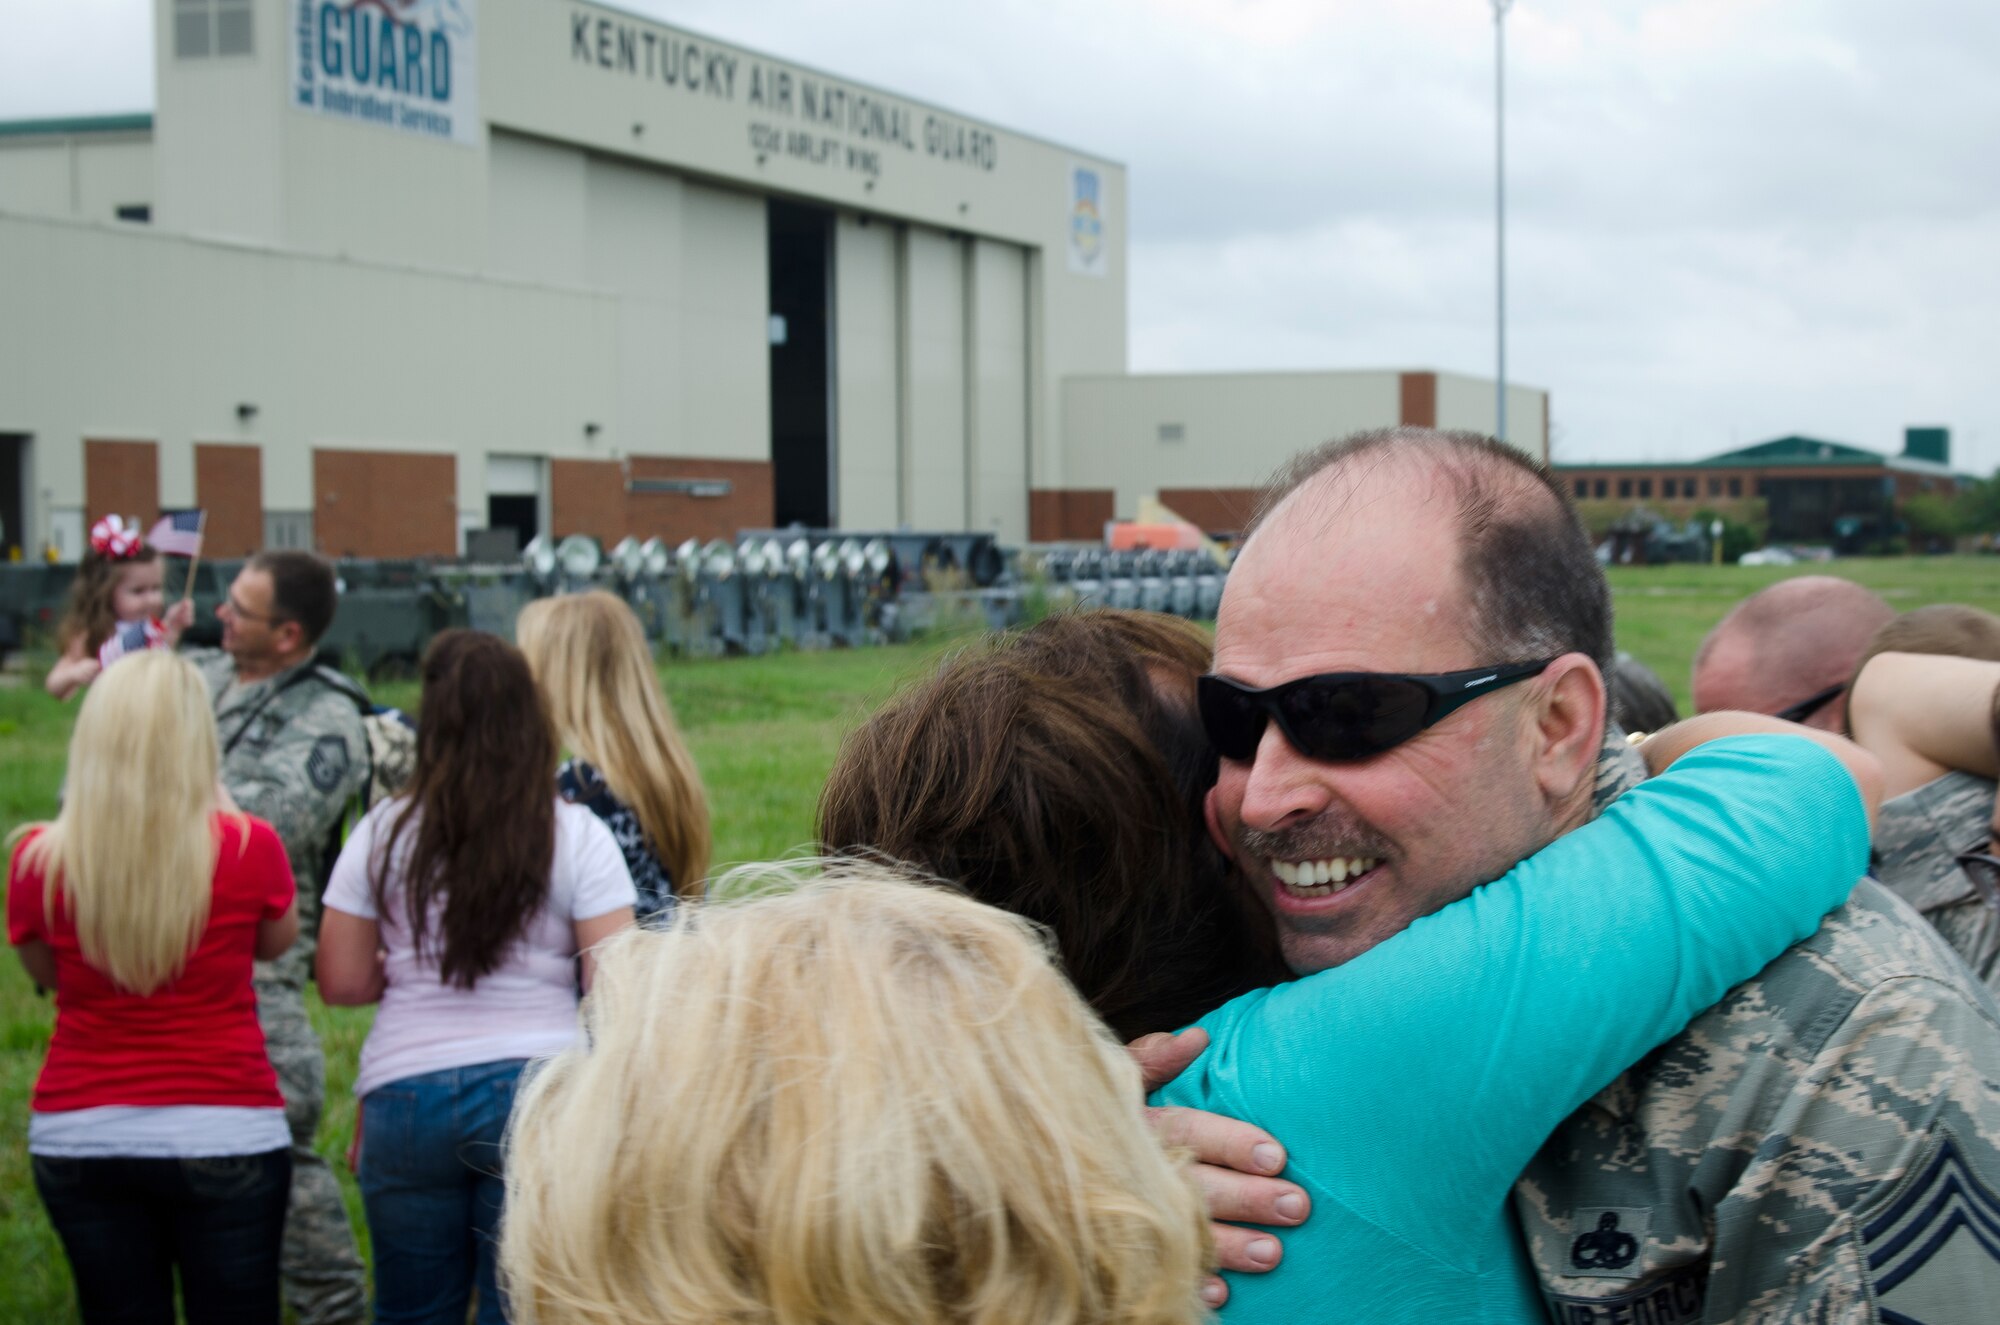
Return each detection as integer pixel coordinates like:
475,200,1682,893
6,0,1996,473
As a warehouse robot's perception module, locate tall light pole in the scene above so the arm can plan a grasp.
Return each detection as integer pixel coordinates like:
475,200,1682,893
1492,0,1514,446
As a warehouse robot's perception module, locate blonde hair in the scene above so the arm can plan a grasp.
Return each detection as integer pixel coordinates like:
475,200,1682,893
516,591,711,894
11,650,239,994
500,863,1211,1325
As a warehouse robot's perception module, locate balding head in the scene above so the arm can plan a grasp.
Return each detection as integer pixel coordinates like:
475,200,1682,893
1692,576,1895,731
1249,427,1614,677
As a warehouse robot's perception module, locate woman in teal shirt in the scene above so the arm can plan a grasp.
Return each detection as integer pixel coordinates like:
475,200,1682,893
1152,731,1872,1322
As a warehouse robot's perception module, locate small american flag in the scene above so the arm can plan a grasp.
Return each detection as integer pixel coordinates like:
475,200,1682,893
97,618,166,670
147,510,204,557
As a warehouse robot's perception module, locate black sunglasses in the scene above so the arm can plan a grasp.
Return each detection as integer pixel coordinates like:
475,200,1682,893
1772,683,1846,725
1198,659,1557,763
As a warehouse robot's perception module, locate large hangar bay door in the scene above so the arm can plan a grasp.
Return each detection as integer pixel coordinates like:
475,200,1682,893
0,435,25,560
769,200,834,528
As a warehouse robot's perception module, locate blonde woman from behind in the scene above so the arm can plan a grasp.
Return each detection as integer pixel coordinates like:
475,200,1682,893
517,590,711,918
500,864,1212,1325
8,649,300,1324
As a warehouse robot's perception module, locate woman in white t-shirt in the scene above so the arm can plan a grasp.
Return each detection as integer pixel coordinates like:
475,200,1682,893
317,630,636,1325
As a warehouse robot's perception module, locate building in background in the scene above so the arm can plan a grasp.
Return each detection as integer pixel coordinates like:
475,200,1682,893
0,0,1535,561
1049,368,1548,536
1555,429,1966,551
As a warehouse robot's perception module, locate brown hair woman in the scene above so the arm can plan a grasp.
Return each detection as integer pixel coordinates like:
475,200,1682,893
315,630,637,1325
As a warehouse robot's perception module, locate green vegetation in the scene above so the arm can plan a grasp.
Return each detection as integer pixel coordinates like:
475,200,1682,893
2,558,1999,1318
0,640,951,1323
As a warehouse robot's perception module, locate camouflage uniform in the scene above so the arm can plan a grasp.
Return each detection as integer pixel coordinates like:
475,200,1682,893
1872,771,2000,995
1515,737,2000,1323
189,648,371,1325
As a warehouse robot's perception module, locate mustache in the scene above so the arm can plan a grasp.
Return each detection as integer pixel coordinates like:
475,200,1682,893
1240,815,1394,863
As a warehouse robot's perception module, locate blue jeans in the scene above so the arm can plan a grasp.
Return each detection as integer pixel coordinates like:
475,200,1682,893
358,1059,528,1325
33,1148,291,1325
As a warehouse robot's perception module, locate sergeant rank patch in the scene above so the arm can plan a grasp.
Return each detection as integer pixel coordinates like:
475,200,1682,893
306,734,351,792
1864,1133,2000,1325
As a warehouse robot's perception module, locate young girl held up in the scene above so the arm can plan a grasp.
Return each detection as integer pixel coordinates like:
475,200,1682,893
46,516,196,701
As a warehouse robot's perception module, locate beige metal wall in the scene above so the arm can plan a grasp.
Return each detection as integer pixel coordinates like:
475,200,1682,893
1433,372,1550,456
0,133,153,222
0,211,616,553
1061,370,1550,519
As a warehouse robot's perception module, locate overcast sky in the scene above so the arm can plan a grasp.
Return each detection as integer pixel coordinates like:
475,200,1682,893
5,0,1996,473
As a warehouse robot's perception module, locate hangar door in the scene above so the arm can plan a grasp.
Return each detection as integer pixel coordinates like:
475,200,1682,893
831,218,1031,544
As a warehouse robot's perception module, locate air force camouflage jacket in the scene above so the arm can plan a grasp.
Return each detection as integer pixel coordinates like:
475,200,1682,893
188,648,369,987
1515,738,2000,1324
1871,771,2000,996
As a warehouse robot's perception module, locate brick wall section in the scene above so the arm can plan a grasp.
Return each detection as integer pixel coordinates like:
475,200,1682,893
550,459,627,543
552,456,775,546
1029,488,1114,542
193,444,263,557
1156,488,1262,536
1398,372,1437,428
624,457,774,545
84,439,159,528
1554,463,1958,503
313,449,457,558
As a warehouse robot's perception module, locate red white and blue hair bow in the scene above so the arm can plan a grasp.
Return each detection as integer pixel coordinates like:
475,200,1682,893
89,515,144,560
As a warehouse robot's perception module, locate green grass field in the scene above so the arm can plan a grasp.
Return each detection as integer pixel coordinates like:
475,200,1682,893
2,557,1996,1319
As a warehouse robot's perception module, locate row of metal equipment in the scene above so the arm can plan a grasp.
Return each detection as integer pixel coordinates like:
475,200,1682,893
0,532,1234,673
509,533,1232,657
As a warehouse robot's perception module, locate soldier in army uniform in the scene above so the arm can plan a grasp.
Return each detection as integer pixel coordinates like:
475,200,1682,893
185,550,369,1325
1849,645,2000,994
1699,602,2000,997
1186,429,2000,1322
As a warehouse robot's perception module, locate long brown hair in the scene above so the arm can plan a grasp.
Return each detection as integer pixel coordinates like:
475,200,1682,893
516,592,711,894
58,545,160,655
373,630,558,988
819,610,1287,1040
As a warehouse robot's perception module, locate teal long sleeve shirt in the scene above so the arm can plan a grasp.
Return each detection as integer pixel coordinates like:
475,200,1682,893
1152,735,1870,1323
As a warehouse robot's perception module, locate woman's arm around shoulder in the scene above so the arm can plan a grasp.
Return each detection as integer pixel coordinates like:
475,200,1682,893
1640,711,1884,829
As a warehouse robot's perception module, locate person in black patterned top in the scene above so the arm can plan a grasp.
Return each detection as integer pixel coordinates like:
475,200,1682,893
518,592,711,921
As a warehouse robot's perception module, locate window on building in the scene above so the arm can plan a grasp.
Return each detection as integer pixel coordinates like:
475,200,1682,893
1709,478,1722,497
1728,477,1742,497
175,0,253,59
1662,479,1677,499
1755,479,1771,498
1618,479,1632,499
1594,479,1607,499
1574,479,1588,498
114,204,150,224
1638,479,1653,498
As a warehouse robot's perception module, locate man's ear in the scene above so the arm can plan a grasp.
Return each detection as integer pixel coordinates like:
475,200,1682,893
276,620,309,661
1204,785,1236,862
1528,653,1607,806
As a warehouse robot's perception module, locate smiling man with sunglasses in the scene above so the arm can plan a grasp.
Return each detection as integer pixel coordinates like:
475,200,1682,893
1179,427,2000,1322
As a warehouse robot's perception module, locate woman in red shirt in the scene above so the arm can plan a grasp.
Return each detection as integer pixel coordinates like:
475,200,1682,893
8,649,301,1325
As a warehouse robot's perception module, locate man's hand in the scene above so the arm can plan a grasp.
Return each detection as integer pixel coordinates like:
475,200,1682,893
1131,1029,1310,1306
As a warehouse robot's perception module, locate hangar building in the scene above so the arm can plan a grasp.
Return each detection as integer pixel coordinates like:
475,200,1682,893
0,0,1541,561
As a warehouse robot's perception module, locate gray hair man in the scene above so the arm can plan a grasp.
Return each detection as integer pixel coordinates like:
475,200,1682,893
1202,428,2000,1321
